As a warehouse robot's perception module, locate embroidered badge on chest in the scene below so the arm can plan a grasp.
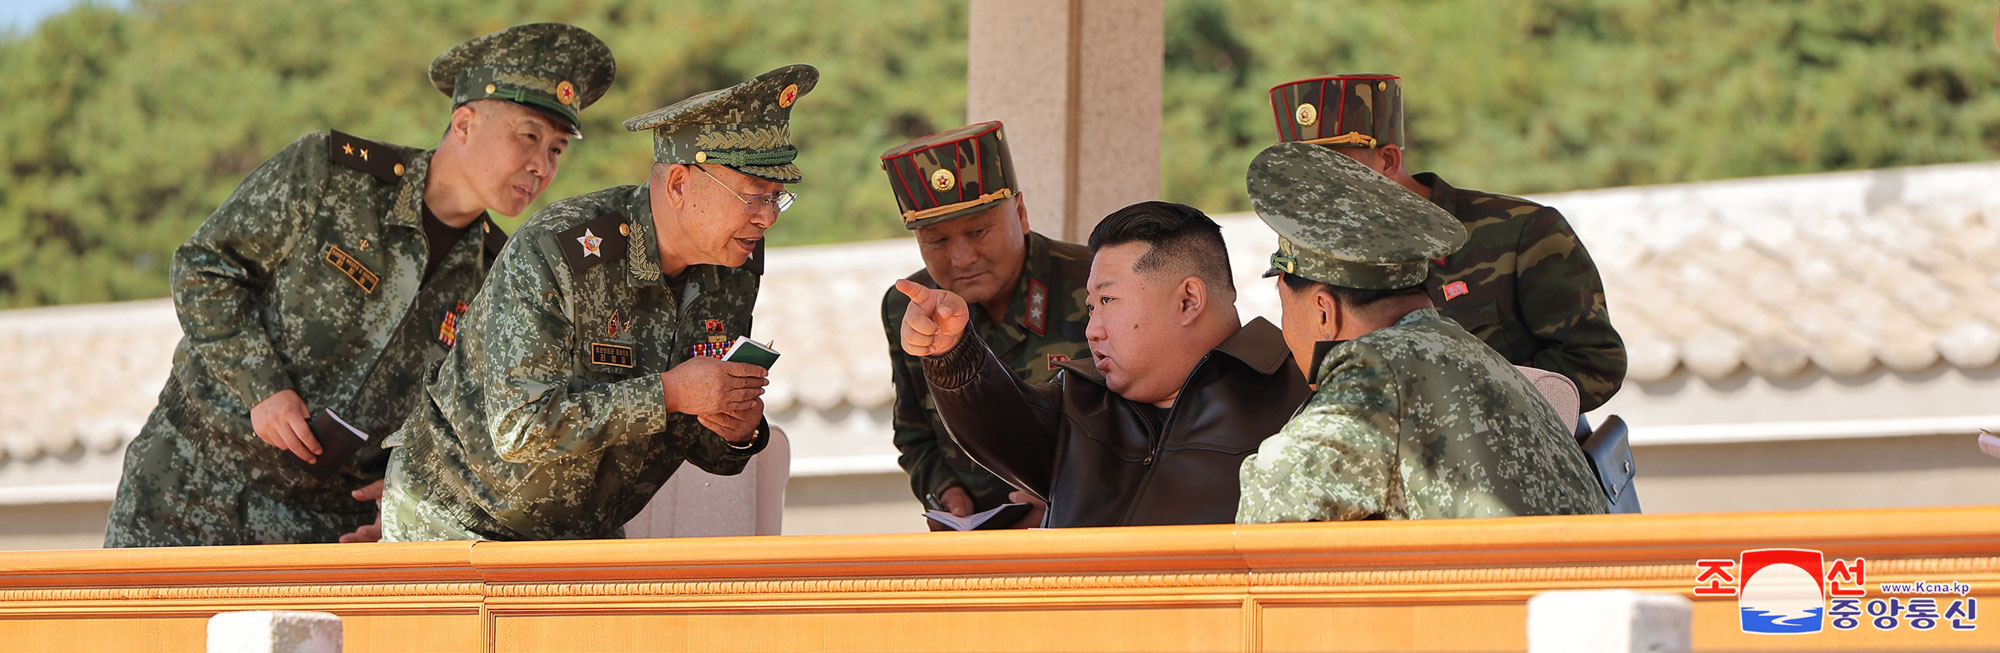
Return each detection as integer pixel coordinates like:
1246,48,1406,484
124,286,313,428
590,342,635,368
608,310,622,337
437,301,470,347
324,243,380,294
1047,353,1069,370
1442,280,1470,301
1025,279,1049,335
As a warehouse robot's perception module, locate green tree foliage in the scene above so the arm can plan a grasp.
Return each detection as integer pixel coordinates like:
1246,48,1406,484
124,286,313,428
1164,0,2000,212
0,0,967,307
2,0,1996,307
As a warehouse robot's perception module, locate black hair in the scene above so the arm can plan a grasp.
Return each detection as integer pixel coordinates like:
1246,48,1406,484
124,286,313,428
1278,271,1423,308
1086,201,1235,297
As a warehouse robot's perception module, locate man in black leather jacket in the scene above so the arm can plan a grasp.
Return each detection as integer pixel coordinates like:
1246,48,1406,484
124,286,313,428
894,201,1311,527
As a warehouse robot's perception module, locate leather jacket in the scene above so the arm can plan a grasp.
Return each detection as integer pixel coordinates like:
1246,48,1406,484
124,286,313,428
924,318,1312,527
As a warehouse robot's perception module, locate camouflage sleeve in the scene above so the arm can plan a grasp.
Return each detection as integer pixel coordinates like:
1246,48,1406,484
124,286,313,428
679,416,770,476
882,286,960,502
168,132,326,409
1236,342,1400,524
480,231,677,463
1514,206,1627,412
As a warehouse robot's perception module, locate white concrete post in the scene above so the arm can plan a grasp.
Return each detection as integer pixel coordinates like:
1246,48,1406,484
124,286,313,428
967,0,1163,242
207,611,342,653
1527,590,1692,653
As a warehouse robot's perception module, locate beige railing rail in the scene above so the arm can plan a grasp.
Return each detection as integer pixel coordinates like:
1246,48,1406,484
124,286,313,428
2,505,1995,652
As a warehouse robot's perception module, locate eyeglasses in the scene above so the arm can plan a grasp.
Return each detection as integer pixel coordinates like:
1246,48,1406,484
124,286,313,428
695,165,796,213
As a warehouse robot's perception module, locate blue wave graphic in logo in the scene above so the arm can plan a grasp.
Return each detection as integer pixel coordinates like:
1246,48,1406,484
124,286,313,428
1740,607,1823,634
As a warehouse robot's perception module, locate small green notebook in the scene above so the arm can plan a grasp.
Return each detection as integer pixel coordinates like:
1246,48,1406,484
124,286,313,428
722,336,781,369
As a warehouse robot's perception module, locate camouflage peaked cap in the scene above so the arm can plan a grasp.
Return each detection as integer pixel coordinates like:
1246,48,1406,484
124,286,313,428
880,121,1020,229
430,23,616,137
623,65,819,184
1269,74,1402,149
1248,142,1464,290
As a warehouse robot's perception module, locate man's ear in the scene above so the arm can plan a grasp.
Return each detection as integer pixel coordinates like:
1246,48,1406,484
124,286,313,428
447,104,478,146
1011,194,1031,234
1376,144,1406,178
1177,276,1208,326
1313,288,1342,339
657,163,691,211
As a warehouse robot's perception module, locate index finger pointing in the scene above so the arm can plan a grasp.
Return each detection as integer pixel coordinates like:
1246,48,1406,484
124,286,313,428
894,279,936,310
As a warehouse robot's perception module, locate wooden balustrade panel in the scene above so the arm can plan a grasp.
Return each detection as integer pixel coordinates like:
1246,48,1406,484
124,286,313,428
2,506,1996,652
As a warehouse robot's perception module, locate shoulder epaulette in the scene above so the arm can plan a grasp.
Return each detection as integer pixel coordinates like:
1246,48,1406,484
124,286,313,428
327,130,408,183
554,211,631,273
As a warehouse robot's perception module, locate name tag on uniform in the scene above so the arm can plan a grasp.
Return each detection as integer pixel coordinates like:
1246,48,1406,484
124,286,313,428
324,243,379,294
589,342,635,368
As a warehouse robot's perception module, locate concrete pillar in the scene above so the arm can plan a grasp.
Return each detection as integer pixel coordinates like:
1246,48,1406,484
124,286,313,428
1527,590,1692,653
968,0,1163,242
207,611,342,653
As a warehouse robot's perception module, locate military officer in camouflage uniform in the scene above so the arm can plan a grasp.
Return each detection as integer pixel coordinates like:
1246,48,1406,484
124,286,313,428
877,122,1092,528
378,65,816,541
1268,74,1627,412
103,24,615,547
1236,143,1605,522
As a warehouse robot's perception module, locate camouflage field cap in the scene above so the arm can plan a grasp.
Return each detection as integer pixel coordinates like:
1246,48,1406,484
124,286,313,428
879,121,1020,229
429,23,616,138
1269,74,1402,148
622,65,819,184
1248,142,1464,290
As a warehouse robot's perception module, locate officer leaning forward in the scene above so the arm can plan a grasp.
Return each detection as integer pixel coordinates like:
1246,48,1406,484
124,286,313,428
1235,142,1605,523
1266,74,1627,414
877,122,1092,529
104,24,615,547
378,65,818,542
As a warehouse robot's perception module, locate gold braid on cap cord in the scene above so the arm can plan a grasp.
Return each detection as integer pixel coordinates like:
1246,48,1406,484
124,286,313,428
901,188,1013,224
1300,132,1378,148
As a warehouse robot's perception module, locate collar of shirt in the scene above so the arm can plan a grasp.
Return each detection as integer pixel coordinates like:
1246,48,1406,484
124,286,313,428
621,182,722,298
385,150,437,230
1413,171,1460,214
971,230,1057,354
622,183,667,287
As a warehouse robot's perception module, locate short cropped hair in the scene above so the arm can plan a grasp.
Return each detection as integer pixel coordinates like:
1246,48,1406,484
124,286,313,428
1278,271,1424,308
1087,201,1235,298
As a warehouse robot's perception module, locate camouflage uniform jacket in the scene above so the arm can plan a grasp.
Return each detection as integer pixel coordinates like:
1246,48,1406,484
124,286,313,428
151,130,505,511
1237,308,1606,523
880,231,1093,511
1417,173,1626,412
383,182,769,541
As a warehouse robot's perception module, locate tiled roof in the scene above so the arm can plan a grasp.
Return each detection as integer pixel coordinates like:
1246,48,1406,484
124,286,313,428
0,300,177,466
5,162,1998,473
1552,162,2000,382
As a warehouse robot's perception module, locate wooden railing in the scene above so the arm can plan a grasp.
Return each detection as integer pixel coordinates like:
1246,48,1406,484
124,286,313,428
2,506,1996,652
